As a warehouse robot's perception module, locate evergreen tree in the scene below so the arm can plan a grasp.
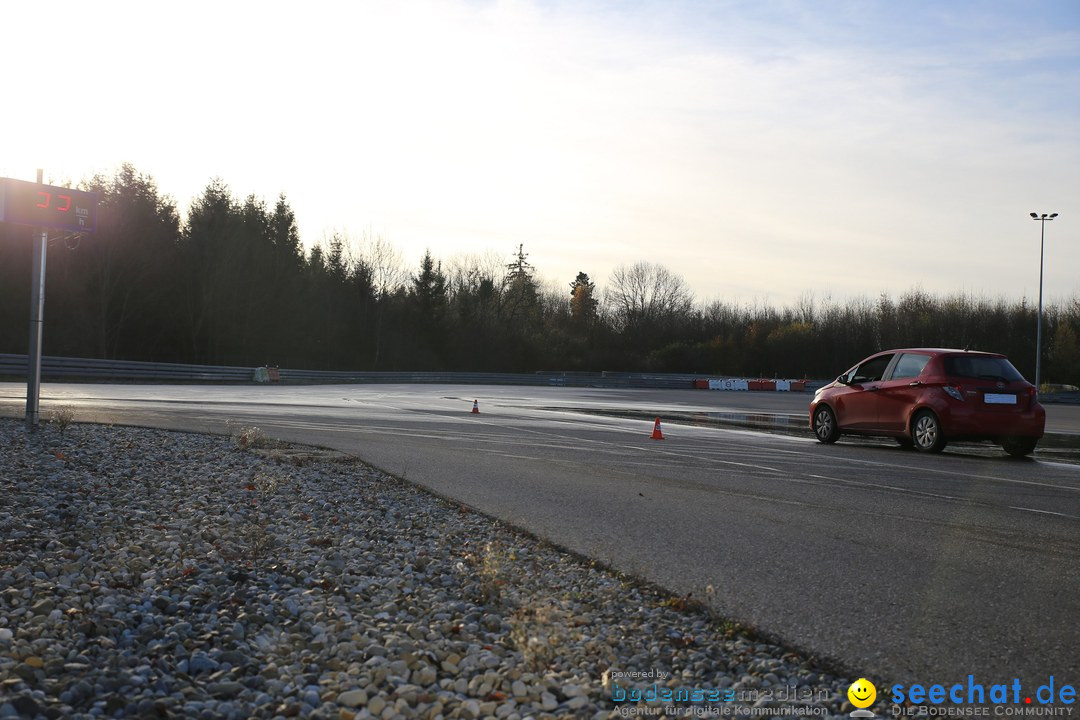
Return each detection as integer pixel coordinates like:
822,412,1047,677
180,179,236,363
74,164,183,360
502,244,538,324
408,250,449,368
569,271,598,326
412,250,448,320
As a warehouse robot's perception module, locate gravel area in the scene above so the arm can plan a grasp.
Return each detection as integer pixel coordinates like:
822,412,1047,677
0,418,872,719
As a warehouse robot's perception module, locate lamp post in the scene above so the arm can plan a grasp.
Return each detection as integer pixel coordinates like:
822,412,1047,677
1029,212,1057,391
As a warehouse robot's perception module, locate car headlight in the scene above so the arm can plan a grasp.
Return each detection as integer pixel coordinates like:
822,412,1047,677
943,386,964,401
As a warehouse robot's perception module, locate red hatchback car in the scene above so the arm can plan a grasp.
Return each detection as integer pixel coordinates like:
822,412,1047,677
810,348,1045,456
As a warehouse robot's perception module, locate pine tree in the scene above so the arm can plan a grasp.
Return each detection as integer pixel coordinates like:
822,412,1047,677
569,271,597,326
503,244,538,323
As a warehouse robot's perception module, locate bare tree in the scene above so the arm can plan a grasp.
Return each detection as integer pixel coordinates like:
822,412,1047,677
360,231,407,299
605,261,693,331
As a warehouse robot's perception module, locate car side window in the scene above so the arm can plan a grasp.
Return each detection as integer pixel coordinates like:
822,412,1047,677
849,355,893,384
890,353,930,380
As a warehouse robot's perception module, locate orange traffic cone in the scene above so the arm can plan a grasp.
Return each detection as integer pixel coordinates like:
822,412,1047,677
650,417,664,440
471,400,480,414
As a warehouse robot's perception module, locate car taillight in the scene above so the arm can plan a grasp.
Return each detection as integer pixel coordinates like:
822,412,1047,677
944,386,964,401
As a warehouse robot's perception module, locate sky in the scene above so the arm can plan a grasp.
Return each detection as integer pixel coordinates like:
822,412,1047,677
2,0,1078,308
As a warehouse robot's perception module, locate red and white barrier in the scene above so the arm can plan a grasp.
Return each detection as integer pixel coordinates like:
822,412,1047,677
694,378,807,392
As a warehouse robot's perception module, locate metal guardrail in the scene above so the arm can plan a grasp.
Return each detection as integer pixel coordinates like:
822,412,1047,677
0,353,252,382
0,354,705,389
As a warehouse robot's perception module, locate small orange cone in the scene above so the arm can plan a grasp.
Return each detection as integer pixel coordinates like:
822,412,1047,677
650,417,664,440
471,400,480,414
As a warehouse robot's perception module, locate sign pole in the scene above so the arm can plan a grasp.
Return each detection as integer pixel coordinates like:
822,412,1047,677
1,171,96,431
26,168,47,430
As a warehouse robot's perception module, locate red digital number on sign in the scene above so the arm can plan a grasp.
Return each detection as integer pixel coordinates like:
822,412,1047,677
36,191,73,212
0,178,98,233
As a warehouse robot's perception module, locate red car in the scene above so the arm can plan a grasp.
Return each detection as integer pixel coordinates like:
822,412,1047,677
810,348,1045,456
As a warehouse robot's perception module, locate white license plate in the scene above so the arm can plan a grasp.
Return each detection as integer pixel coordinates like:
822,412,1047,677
984,393,1017,405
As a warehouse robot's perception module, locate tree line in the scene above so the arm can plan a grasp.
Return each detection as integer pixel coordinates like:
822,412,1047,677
1,164,1077,385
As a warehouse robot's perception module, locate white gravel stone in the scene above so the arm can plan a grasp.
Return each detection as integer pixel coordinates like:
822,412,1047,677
367,694,387,715
0,418,862,719
540,691,559,711
338,689,368,707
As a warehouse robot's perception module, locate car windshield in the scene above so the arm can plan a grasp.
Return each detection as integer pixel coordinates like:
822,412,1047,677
943,355,1024,382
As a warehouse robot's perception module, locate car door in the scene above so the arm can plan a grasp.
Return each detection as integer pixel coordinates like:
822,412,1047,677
875,352,932,432
836,354,894,429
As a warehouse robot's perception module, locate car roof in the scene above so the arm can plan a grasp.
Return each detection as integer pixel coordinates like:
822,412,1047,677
880,348,1005,357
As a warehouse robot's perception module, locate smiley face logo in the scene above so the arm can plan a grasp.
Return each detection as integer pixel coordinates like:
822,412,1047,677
848,678,877,709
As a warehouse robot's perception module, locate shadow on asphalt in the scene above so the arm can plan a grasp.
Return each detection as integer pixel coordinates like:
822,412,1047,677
568,406,1080,466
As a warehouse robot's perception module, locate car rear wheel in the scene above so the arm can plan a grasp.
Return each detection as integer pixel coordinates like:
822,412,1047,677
812,406,840,444
911,410,946,453
1002,437,1038,457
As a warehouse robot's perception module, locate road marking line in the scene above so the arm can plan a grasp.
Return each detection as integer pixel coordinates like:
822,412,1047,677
1008,506,1080,520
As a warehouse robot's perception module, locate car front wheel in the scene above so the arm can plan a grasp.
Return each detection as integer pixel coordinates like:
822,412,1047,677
812,405,840,444
911,410,946,453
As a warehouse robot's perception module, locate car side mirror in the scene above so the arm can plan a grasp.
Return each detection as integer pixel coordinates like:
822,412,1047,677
836,374,848,385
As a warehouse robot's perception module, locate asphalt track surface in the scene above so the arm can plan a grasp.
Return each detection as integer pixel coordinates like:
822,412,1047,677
2,383,1078,690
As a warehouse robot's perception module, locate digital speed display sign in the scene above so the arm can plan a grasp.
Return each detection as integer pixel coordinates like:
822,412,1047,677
0,177,98,234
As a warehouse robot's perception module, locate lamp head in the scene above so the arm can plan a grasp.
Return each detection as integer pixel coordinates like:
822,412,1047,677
1050,213,1058,219
1030,213,1039,219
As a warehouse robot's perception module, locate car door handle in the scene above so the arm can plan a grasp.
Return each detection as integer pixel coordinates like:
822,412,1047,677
908,381,922,387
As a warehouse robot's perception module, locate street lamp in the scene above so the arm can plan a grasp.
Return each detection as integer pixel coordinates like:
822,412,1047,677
1029,211,1058,391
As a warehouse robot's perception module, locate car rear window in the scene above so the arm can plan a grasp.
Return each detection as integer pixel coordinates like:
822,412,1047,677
943,355,1024,382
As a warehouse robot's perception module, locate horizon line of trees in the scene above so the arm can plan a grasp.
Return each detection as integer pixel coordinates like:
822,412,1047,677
1,164,1077,385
